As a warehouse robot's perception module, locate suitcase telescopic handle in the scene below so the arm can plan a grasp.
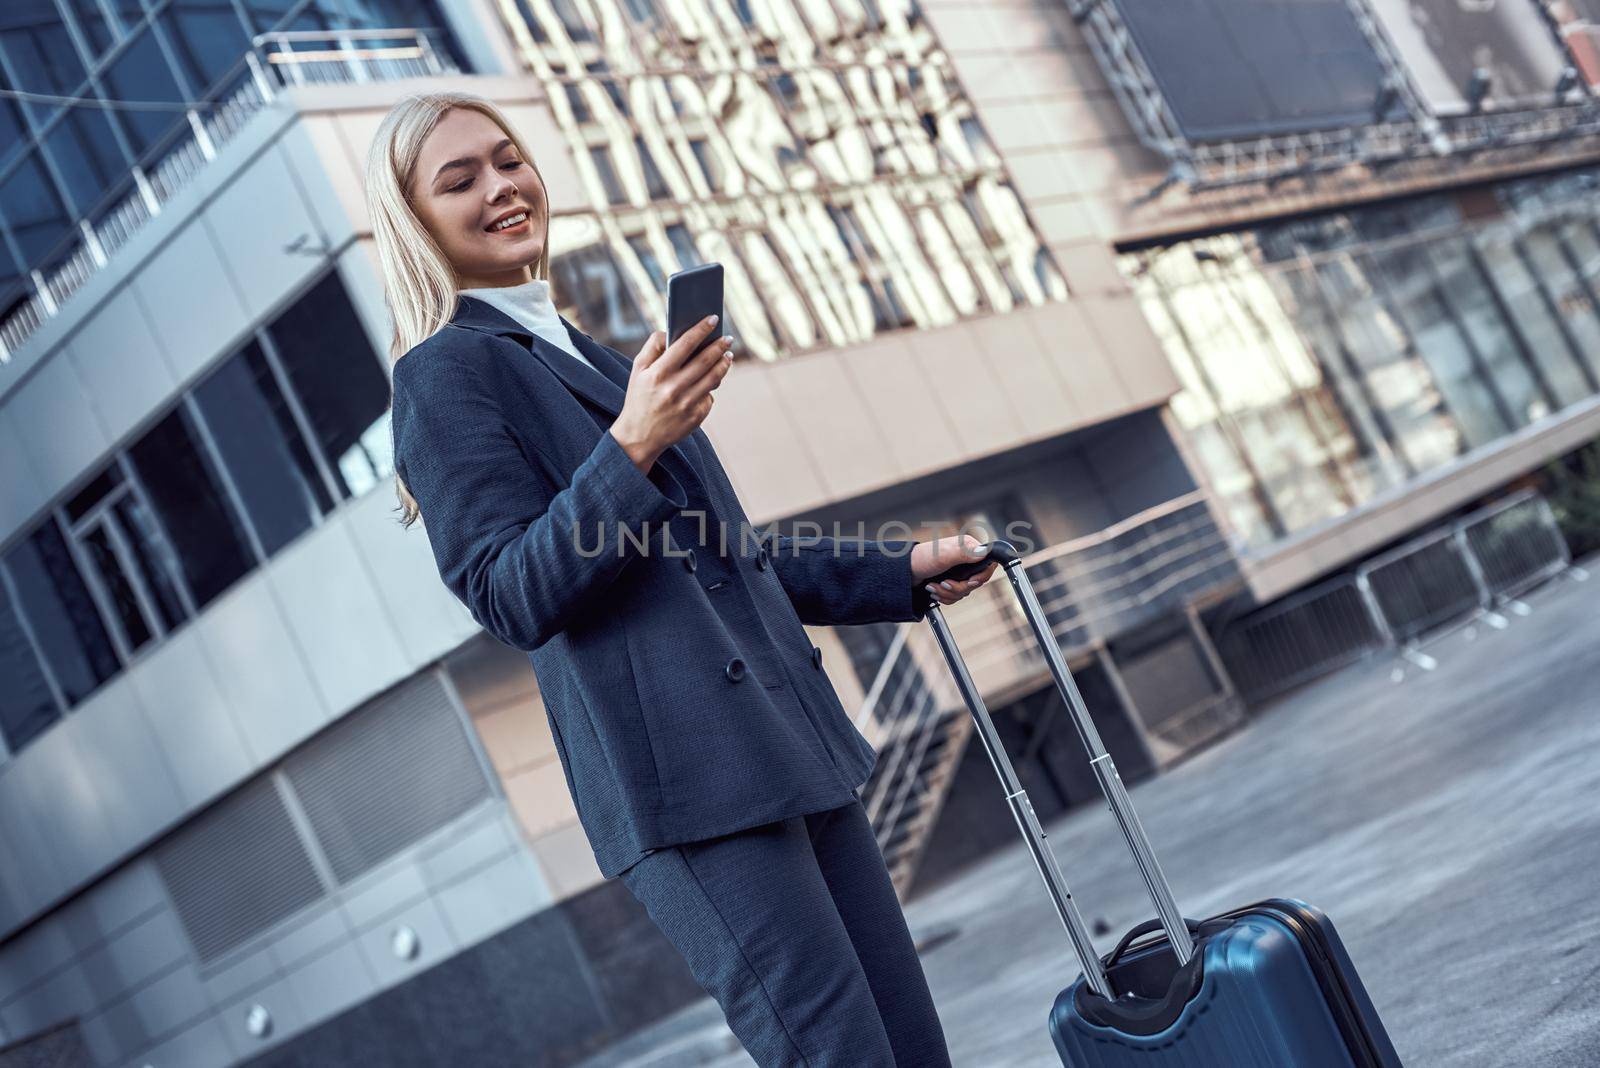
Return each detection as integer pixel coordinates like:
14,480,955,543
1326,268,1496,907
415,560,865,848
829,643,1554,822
922,541,1196,992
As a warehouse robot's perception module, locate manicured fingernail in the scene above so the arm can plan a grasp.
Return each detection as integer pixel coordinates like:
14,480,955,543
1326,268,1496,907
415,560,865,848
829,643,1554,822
940,581,953,591
708,314,719,325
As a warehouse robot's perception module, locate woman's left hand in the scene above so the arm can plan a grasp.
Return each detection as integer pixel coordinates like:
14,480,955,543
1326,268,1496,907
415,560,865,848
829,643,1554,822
911,534,1000,606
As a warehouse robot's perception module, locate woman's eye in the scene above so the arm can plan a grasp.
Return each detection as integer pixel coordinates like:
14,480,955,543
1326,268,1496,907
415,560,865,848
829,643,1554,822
446,162,519,194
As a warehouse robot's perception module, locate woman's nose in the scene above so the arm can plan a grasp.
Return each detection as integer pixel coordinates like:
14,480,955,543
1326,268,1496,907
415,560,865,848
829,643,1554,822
488,176,518,201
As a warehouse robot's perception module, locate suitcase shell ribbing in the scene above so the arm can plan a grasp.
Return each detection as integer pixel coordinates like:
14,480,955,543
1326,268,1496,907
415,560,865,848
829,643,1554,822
1049,901,1401,1066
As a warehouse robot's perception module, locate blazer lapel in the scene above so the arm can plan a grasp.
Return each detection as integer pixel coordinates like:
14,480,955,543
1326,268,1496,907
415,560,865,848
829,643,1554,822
449,295,704,487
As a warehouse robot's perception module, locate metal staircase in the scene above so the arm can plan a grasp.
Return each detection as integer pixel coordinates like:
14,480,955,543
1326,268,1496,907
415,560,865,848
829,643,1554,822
853,492,1240,899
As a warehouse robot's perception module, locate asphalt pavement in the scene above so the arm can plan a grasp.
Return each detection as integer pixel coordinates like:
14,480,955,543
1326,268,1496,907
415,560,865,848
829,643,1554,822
580,563,1600,1067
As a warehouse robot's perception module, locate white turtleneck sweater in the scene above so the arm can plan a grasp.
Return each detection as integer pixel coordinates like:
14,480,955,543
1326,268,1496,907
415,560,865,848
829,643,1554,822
458,278,599,374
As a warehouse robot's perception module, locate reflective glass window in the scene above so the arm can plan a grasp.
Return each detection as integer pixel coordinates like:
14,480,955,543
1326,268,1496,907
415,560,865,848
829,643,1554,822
1470,226,1595,409
550,0,593,41
4,519,120,705
264,272,394,500
156,2,253,95
499,0,1064,361
1422,237,1545,426
0,147,71,268
193,340,333,554
550,229,652,353
621,0,658,25
0,577,61,753
634,136,669,200
79,522,154,654
42,104,128,216
564,83,588,121
110,490,188,633
64,462,122,523
666,223,700,268
126,405,256,610
241,0,328,34
1124,176,1600,549
587,146,626,205
1,4,89,120
687,139,719,192
339,0,451,29
100,27,187,155
626,234,667,290
1514,219,1600,386
62,0,114,56
0,94,28,173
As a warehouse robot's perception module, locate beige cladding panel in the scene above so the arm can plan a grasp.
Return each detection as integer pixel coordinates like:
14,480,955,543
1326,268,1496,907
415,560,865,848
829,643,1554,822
504,761,579,841
837,334,968,477
530,823,605,899
965,311,1079,438
705,304,1167,523
1075,293,1182,409
700,355,830,521
906,327,1026,458
765,348,901,504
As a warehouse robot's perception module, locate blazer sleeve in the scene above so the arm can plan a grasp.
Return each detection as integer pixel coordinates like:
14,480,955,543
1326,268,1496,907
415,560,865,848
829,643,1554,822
688,427,932,626
391,343,686,651
765,534,935,627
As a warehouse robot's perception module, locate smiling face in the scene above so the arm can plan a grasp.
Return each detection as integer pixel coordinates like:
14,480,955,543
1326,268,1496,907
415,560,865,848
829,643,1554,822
408,107,549,289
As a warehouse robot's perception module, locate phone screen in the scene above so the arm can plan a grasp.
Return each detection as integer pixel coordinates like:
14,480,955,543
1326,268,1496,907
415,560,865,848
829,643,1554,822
666,263,724,359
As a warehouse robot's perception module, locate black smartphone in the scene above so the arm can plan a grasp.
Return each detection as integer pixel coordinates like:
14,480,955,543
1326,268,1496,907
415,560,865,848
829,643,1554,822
666,262,724,359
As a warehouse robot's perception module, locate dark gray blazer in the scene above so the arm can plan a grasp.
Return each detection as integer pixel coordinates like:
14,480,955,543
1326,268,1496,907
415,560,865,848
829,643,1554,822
390,295,934,878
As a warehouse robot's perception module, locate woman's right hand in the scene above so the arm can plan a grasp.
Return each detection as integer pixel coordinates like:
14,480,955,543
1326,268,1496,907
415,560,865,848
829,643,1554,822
610,315,735,472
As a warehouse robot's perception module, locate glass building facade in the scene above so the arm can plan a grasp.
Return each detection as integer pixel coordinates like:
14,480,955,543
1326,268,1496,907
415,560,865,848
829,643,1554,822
0,270,394,756
0,0,460,318
1122,167,1600,550
501,0,1069,362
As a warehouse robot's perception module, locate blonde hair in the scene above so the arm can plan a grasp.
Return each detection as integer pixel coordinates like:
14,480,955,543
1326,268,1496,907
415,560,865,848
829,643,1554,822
365,90,552,527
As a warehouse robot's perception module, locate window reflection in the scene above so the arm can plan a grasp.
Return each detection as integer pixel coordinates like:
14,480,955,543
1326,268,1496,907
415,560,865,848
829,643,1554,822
1126,177,1600,549
265,272,395,500
127,405,256,611
100,28,188,155
62,0,115,58
497,0,1065,360
0,579,60,754
193,341,333,555
549,215,653,353
4,520,120,706
42,105,128,218
1,149,73,265
80,524,155,655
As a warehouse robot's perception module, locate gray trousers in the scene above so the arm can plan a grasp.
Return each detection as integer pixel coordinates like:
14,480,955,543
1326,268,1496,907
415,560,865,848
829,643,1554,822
619,796,954,1067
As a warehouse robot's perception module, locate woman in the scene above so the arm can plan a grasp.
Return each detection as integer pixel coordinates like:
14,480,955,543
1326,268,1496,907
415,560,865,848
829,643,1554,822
369,90,996,1066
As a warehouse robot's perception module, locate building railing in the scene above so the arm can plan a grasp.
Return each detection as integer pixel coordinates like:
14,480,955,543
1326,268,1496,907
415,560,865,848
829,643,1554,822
1214,489,1583,703
849,491,1240,895
0,29,456,366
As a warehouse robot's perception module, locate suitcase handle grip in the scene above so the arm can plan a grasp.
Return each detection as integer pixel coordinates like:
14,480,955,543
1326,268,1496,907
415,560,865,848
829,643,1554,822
1105,916,1204,968
924,539,1021,585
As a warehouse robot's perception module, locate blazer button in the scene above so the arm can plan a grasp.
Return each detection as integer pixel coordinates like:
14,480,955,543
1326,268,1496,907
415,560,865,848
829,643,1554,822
724,657,746,683
683,548,697,573
810,645,822,670
756,545,770,571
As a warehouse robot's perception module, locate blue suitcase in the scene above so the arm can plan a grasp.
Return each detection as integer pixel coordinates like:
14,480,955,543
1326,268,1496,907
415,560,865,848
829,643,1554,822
925,542,1403,1067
